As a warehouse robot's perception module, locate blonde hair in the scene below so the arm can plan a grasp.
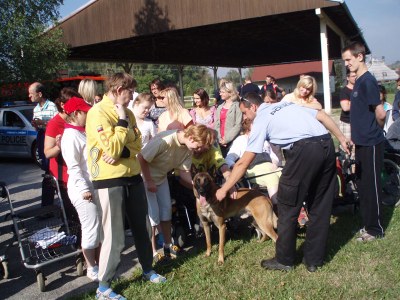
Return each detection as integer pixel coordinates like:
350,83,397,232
161,87,185,120
78,79,97,105
135,92,155,105
293,75,317,103
184,124,215,146
220,81,239,102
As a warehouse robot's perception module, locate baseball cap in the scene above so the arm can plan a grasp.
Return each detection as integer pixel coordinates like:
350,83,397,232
64,97,92,114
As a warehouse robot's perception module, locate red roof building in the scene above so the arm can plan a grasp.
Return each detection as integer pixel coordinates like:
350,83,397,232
251,61,336,106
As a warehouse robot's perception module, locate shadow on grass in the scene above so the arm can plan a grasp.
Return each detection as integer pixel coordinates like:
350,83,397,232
324,204,395,263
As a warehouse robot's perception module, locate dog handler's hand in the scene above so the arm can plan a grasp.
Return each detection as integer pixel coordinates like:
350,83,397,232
216,187,227,202
228,186,237,199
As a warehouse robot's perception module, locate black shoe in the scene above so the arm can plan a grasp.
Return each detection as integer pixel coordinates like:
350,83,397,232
260,257,293,271
305,264,318,273
302,259,319,273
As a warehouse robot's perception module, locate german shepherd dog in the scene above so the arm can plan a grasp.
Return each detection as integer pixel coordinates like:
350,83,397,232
192,166,278,264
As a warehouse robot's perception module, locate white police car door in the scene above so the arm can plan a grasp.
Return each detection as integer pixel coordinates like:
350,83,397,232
0,110,30,156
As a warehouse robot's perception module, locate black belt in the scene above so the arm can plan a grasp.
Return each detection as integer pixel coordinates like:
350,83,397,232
294,133,331,145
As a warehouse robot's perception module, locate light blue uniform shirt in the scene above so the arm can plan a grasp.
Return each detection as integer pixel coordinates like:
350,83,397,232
246,102,328,153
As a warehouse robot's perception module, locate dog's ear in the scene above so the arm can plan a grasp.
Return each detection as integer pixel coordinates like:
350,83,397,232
207,164,217,178
190,163,199,178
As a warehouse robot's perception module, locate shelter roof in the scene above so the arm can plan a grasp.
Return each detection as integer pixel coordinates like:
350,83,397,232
54,0,368,67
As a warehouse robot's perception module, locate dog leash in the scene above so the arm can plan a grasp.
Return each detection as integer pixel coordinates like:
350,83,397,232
244,169,282,180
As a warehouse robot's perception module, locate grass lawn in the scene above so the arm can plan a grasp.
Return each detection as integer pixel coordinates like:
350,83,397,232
72,205,400,300
72,100,399,300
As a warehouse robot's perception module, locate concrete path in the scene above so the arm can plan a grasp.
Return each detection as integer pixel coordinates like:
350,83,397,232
0,158,140,300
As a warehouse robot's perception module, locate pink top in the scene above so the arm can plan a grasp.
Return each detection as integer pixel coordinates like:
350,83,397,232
219,107,228,139
189,106,216,128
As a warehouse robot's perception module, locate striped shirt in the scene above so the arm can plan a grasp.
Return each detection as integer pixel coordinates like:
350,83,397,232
33,99,58,124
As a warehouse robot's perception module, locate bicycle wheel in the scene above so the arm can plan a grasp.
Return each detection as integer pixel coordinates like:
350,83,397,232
382,159,400,203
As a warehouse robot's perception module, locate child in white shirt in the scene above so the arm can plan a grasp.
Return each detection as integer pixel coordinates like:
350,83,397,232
61,97,101,282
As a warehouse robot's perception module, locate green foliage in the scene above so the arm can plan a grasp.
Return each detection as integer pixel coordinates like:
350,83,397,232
65,62,215,97
225,69,241,87
0,0,67,82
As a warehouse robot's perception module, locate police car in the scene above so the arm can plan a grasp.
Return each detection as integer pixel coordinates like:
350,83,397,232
0,104,40,165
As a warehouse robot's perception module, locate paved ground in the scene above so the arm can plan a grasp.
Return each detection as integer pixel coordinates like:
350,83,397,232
0,158,141,300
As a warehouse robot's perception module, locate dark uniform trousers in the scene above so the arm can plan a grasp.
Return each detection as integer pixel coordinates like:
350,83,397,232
276,134,336,266
355,142,385,237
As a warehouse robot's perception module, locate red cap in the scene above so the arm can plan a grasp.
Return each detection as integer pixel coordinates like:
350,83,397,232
64,97,92,114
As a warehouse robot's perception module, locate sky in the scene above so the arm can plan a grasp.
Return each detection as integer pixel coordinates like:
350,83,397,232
58,0,400,65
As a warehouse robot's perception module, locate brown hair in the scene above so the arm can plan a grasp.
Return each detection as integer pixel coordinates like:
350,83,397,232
193,88,210,107
106,72,136,95
241,118,252,134
183,124,214,146
135,92,155,105
55,87,82,113
342,41,366,62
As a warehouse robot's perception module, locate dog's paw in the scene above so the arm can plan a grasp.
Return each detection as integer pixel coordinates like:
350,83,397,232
217,258,224,265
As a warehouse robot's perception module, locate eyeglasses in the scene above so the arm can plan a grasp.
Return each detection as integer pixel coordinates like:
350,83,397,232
240,97,250,103
158,96,165,100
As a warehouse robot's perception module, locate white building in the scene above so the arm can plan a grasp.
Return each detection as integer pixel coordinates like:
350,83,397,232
367,57,398,82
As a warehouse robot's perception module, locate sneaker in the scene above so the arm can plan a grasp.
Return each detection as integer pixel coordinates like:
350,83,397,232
87,265,99,282
96,287,126,300
164,244,181,258
143,270,166,283
356,232,381,242
357,228,367,236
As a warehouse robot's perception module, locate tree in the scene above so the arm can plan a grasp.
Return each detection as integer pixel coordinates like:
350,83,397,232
224,69,241,87
0,0,68,83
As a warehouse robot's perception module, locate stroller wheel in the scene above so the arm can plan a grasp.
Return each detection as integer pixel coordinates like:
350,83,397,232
1,260,9,279
172,225,186,248
36,271,46,292
76,256,84,276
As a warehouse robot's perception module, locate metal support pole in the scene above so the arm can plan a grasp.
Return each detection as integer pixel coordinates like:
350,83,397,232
213,66,218,91
177,65,184,105
316,8,331,113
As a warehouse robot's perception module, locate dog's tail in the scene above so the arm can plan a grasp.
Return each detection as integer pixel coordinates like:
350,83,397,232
272,212,278,229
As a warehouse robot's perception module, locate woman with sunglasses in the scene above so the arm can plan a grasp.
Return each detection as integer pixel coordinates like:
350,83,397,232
147,79,167,127
157,87,193,132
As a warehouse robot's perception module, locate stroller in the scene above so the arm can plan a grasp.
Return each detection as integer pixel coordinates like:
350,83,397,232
333,149,359,214
2,176,83,291
0,183,11,279
168,175,199,248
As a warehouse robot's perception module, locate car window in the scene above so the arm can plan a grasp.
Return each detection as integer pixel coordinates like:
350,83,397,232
3,111,24,127
20,109,33,121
